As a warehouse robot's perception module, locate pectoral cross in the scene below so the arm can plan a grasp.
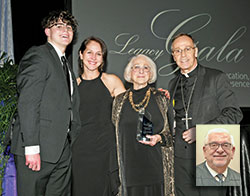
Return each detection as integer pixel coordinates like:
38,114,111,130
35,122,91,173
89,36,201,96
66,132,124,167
181,112,192,130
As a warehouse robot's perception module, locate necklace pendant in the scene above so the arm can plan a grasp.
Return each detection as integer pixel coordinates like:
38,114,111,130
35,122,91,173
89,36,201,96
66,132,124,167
180,77,197,130
139,108,145,115
181,112,192,130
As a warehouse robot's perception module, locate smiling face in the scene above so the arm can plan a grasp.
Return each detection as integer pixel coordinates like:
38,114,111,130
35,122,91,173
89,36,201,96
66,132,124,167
172,35,198,74
130,56,152,90
79,40,103,73
203,132,235,173
45,20,73,53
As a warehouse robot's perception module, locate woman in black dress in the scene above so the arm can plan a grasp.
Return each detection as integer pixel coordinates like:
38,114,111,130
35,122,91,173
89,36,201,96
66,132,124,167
112,54,175,196
72,36,125,196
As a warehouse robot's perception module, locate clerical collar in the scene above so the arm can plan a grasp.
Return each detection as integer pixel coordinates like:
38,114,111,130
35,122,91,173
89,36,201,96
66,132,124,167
181,64,198,78
205,162,228,180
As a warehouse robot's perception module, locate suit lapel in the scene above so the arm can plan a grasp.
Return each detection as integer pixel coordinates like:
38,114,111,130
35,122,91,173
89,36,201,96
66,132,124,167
46,42,64,76
169,74,181,103
45,43,72,101
191,65,206,124
167,74,181,132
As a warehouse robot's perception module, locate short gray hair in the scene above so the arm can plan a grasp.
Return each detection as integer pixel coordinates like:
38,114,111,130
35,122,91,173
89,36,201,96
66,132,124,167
123,54,157,84
204,128,235,146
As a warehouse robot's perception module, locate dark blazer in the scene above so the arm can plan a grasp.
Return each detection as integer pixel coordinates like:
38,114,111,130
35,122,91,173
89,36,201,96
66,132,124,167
196,161,241,186
11,42,80,163
168,65,243,158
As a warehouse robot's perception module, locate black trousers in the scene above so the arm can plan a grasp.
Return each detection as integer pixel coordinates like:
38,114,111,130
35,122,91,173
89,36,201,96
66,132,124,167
175,156,227,196
15,139,71,196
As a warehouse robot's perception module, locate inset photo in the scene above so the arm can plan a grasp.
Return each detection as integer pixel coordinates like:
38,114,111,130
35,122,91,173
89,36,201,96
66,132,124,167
196,124,240,186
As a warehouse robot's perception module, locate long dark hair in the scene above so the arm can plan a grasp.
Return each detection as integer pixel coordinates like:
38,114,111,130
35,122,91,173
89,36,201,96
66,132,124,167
78,36,107,75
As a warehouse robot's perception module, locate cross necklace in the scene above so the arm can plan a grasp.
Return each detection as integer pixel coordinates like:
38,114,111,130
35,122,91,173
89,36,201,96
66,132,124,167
180,76,197,130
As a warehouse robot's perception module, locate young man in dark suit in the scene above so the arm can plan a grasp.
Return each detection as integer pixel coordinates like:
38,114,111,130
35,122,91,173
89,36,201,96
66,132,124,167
11,10,80,196
167,33,242,196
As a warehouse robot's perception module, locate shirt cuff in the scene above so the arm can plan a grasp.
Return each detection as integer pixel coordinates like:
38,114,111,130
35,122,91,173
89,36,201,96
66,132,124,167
25,145,40,155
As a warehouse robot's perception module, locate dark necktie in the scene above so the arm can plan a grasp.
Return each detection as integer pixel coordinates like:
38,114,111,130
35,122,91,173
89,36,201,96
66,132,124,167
61,56,71,96
216,173,224,183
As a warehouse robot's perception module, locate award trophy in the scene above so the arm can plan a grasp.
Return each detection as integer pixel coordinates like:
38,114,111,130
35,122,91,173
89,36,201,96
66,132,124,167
136,108,153,141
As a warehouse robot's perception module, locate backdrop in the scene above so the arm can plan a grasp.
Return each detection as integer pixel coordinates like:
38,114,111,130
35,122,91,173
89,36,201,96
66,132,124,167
72,0,250,107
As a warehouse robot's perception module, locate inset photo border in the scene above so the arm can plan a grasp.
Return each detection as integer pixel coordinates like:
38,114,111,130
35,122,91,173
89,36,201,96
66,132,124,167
196,124,240,186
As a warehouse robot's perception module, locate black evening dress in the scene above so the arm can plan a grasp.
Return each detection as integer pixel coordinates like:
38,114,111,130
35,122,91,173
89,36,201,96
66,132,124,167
72,72,119,196
119,85,165,196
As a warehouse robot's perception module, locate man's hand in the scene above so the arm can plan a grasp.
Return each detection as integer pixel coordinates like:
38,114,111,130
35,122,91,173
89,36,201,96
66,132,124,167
25,153,41,171
182,127,196,144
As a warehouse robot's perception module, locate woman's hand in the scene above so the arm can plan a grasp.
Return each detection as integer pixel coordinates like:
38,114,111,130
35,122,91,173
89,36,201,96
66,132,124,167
158,88,170,99
139,134,162,146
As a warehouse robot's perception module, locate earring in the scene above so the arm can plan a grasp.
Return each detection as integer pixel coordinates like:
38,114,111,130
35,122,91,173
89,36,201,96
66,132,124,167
100,62,104,71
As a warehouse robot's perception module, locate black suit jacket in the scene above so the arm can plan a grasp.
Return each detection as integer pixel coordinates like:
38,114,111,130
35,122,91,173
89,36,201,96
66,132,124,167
196,161,241,186
168,65,243,158
11,42,81,163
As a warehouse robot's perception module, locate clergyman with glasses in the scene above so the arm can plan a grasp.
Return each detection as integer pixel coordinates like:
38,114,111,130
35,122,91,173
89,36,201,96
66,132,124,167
196,128,240,186
167,33,242,196
11,10,80,196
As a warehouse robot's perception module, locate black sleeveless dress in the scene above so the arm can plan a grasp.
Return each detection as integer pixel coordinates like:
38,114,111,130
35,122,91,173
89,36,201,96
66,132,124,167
72,73,119,196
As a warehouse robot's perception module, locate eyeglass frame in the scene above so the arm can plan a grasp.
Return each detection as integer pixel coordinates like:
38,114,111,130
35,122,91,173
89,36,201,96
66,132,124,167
172,46,196,56
131,65,151,73
205,142,233,151
49,22,73,32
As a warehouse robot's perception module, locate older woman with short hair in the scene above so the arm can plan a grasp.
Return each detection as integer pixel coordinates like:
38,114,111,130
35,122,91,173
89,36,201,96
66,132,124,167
112,54,175,196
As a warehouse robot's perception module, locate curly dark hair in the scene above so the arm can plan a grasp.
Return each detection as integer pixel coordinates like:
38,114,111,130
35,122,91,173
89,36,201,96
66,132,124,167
41,10,78,33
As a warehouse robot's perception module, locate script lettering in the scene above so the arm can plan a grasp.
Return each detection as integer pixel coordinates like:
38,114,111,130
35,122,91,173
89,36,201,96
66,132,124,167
198,27,245,63
109,33,164,60
110,9,246,77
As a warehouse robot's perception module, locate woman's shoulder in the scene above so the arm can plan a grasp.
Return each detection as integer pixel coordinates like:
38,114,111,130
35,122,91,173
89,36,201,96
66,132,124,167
151,87,164,96
102,72,126,96
151,87,169,104
114,89,129,103
102,72,122,82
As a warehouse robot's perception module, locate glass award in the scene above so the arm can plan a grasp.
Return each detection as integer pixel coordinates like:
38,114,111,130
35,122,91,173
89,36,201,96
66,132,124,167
136,108,153,142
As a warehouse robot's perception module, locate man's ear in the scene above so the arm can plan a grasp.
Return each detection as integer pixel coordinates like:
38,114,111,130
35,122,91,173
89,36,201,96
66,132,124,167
45,28,50,37
194,47,198,58
172,54,177,62
231,146,236,159
203,146,207,158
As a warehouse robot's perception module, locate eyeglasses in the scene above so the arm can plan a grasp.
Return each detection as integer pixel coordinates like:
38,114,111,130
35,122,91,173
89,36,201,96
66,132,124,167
172,47,195,56
206,142,232,151
49,23,73,32
131,65,151,73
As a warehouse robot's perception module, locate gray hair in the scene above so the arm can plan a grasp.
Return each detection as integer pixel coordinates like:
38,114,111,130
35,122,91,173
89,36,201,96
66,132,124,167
123,54,157,84
204,128,235,146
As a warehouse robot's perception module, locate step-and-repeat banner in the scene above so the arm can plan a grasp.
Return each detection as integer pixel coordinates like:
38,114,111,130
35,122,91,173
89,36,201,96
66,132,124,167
72,0,250,107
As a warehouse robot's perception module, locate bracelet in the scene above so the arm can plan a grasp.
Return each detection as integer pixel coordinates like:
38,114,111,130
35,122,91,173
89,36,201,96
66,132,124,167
159,135,163,143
